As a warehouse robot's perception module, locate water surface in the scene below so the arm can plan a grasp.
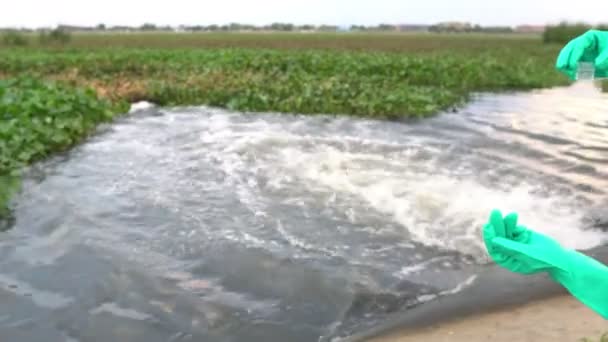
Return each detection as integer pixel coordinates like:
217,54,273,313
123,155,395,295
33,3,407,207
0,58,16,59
2,82,608,341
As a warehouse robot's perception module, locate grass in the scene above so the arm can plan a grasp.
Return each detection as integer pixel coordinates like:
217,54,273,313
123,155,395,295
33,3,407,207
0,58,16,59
2,31,543,52
78,32,542,52
0,32,572,215
580,332,608,342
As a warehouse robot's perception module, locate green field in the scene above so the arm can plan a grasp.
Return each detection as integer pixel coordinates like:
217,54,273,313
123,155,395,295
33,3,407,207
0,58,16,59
0,32,571,215
3,31,544,51
0,33,568,117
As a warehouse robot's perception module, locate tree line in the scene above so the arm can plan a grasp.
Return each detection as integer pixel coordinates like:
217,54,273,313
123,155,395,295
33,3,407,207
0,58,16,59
543,22,608,44
1,22,535,34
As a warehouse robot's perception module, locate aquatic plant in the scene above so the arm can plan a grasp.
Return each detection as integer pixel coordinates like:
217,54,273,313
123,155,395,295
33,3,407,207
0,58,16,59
0,77,126,214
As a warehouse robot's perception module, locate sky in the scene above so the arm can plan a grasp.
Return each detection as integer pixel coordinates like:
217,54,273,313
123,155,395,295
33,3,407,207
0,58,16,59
3,0,608,28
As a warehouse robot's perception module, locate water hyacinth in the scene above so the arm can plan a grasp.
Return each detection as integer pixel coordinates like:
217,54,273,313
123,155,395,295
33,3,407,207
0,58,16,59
0,77,126,214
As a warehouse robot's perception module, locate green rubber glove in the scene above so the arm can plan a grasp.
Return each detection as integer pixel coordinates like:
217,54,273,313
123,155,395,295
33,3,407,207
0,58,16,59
483,209,608,319
555,29,608,80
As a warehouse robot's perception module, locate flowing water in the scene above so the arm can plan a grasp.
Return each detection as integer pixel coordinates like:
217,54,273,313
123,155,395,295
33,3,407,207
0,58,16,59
2,82,608,342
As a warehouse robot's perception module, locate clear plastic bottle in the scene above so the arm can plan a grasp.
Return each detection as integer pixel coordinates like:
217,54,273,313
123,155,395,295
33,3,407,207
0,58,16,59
576,62,596,80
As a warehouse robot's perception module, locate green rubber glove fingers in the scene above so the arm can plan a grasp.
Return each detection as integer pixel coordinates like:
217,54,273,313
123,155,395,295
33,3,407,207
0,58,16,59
483,209,557,274
556,29,608,79
483,209,608,319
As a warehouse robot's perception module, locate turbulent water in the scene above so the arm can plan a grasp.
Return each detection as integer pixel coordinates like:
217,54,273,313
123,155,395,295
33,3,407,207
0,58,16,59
2,82,608,342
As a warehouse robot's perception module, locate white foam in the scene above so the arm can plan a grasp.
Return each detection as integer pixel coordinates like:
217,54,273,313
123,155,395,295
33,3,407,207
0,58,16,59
394,256,454,278
128,101,155,113
90,302,153,321
440,275,478,295
266,141,606,261
87,108,608,267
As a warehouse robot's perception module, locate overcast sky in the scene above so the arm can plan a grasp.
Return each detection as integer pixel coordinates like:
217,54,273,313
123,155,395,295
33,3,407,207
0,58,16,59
3,0,608,28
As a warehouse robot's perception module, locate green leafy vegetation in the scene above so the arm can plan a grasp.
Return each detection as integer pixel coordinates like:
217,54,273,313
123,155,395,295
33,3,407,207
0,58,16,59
0,35,568,118
0,31,545,51
0,175,19,222
39,28,72,45
0,77,126,213
543,22,608,44
1,31,28,47
580,332,608,342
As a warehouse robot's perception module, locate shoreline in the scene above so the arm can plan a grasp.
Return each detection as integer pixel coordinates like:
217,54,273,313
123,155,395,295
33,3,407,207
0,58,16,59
368,295,607,342
344,246,608,342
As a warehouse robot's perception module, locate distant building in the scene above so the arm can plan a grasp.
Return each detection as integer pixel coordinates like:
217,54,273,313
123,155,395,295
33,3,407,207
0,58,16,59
106,26,136,33
397,24,430,32
437,21,472,31
428,21,474,32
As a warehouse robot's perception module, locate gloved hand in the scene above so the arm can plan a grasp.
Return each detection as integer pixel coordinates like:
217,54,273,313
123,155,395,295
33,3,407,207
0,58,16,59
555,29,608,80
483,209,608,319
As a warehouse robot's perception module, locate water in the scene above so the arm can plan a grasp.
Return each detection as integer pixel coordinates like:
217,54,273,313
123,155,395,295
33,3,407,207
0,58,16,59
2,82,608,341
